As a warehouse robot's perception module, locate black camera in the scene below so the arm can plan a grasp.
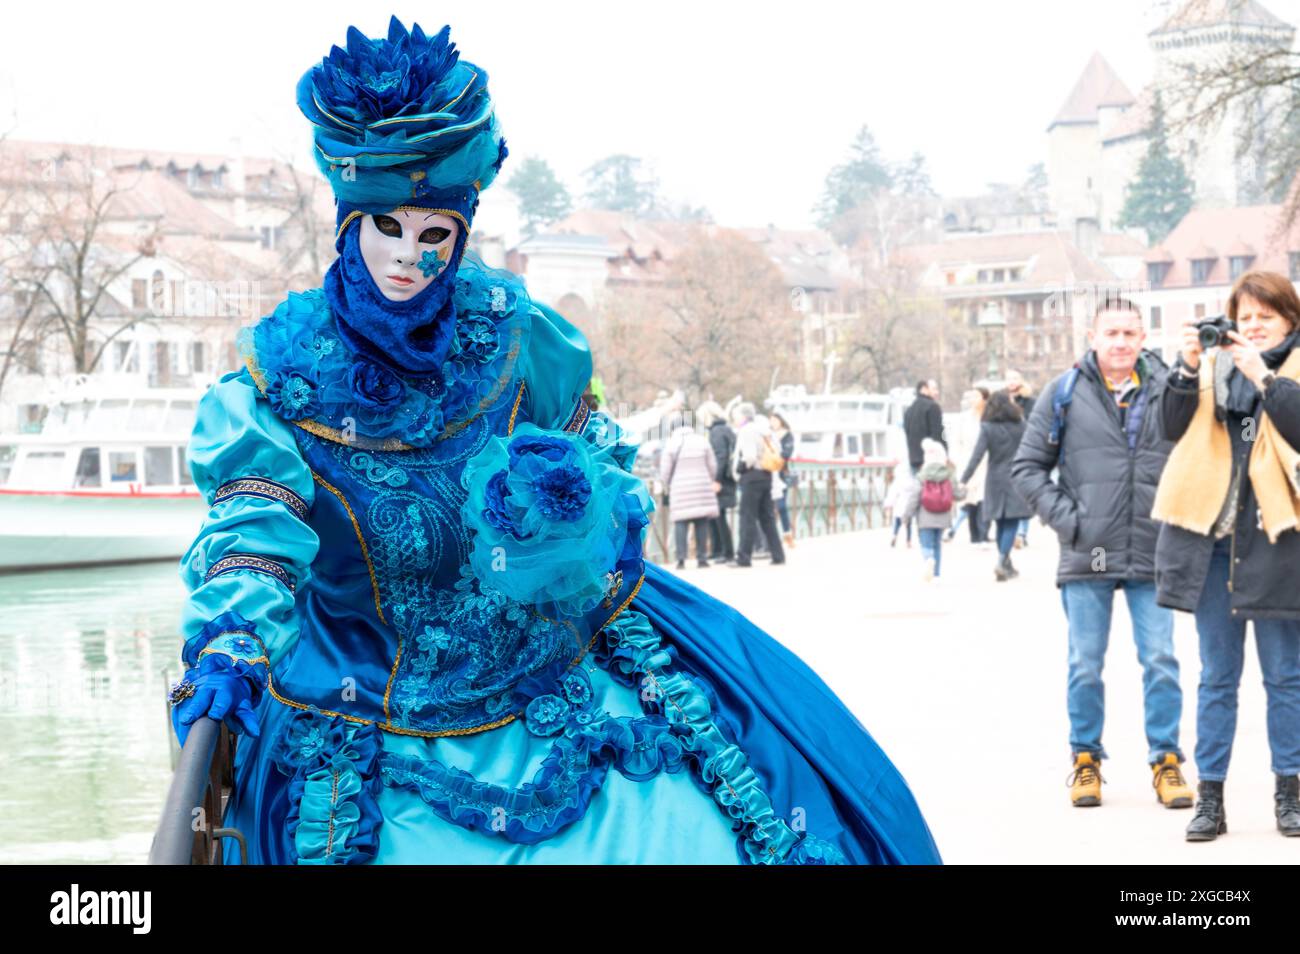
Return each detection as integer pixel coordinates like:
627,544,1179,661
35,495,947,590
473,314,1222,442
1197,315,1235,350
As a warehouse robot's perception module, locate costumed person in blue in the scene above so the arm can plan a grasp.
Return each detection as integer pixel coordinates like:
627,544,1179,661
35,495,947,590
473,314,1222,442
167,16,941,865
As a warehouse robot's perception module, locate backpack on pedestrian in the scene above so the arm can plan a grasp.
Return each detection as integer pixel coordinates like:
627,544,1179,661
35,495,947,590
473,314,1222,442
920,476,955,514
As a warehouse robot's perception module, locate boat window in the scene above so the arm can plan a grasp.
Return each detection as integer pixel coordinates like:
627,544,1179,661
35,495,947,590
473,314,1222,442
19,450,66,486
800,432,822,443
165,401,197,433
175,446,194,486
144,446,174,486
846,434,860,455
863,433,876,457
92,400,131,431
128,399,167,431
0,444,17,484
833,434,844,457
73,447,102,488
108,450,139,482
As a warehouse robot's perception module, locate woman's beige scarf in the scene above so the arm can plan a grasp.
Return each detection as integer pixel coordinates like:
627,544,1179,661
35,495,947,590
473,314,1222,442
1151,349,1300,543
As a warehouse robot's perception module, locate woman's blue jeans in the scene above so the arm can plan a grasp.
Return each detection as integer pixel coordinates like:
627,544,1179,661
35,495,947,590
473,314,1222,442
1193,539,1300,781
995,518,1018,559
1060,578,1181,764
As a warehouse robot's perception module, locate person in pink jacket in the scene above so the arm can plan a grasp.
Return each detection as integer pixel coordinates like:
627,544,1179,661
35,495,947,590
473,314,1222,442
660,413,721,570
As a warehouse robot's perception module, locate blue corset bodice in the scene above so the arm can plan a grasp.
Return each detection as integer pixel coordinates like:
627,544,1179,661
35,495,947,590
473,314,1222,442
277,397,605,735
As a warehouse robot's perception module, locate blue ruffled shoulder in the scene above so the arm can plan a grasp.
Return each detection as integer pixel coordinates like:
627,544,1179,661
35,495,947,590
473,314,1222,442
517,301,593,431
238,255,532,448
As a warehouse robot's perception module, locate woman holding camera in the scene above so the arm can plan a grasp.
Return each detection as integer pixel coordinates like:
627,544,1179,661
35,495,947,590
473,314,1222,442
1154,270,1300,842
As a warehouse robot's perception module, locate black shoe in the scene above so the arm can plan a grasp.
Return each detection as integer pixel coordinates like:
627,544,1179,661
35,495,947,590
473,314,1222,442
675,560,685,570
999,554,1019,579
697,560,710,568
1186,780,1227,842
1276,774,1300,836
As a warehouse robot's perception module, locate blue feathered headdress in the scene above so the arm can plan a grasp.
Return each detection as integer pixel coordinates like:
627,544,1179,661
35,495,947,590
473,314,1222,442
297,16,509,246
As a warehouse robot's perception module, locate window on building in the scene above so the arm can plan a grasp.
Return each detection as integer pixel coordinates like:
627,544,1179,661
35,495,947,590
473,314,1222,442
73,447,101,488
149,269,168,313
1290,252,1300,282
1147,262,1171,287
977,269,990,283
190,341,205,375
113,340,139,373
1190,259,1214,285
1230,255,1255,281
132,278,147,310
1151,306,1163,330
1194,303,1207,320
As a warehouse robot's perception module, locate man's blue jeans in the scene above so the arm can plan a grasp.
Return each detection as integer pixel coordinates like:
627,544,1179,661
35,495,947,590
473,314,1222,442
1193,539,1300,781
1061,578,1182,764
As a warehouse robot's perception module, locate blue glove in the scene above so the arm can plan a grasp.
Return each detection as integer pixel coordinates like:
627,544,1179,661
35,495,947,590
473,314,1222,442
170,652,267,748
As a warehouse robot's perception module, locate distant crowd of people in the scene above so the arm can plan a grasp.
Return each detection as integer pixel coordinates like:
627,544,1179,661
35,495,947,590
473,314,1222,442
658,402,797,570
883,269,1300,846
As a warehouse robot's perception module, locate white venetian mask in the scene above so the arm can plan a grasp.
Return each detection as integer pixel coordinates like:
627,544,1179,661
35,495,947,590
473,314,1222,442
358,209,462,302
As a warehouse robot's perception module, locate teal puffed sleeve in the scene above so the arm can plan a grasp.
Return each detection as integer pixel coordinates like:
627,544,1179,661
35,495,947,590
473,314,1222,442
178,368,319,672
520,301,594,431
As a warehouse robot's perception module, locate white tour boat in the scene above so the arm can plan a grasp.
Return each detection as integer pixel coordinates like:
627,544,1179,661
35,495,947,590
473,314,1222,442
0,378,208,572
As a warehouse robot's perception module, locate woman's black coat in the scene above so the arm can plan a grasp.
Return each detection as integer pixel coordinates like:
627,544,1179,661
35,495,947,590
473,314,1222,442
961,419,1032,521
1155,349,1300,619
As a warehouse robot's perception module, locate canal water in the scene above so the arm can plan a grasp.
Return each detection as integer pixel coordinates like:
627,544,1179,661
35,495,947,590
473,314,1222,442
0,561,184,864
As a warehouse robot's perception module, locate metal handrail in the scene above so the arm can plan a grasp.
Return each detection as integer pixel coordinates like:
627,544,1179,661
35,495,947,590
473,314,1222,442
149,716,243,864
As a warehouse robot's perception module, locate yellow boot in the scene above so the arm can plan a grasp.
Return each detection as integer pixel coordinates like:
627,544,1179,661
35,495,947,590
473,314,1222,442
1152,753,1194,809
1067,752,1104,807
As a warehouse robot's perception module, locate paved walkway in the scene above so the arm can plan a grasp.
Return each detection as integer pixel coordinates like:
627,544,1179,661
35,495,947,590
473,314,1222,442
667,525,1295,864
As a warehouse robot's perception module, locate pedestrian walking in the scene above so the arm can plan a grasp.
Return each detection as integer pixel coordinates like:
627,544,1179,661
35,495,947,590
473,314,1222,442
660,413,721,570
946,387,989,544
698,401,736,563
884,463,916,548
961,391,1032,582
732,402,786,568
770,412,798,550
901,438,958,581
902,379,946,475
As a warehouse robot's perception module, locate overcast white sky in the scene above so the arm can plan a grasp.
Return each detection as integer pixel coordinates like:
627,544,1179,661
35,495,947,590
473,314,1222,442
4,0,1299,228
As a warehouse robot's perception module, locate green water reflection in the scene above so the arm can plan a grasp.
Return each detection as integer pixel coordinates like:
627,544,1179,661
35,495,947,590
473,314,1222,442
0,562,184,864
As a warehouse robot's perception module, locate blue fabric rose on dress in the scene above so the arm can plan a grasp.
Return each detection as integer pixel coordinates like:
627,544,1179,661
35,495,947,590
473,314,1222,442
525,694,569,737
460,422,651,614
265,370,321,421
347,359,404,411
455,315,500,364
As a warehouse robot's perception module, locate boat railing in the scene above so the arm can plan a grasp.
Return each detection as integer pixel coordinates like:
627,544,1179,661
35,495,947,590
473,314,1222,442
148,716,245,865
642,458,896,564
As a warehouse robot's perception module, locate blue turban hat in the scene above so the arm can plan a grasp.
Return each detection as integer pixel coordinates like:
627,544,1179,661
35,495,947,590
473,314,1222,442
297,16,509,249
296,17,509,376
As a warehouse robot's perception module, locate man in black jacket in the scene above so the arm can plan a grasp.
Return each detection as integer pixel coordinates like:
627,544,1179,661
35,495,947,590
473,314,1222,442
903,379,945,473
1011,298,1193,811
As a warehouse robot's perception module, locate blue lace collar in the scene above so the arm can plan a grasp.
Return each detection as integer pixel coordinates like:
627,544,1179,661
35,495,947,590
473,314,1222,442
239,256,532,450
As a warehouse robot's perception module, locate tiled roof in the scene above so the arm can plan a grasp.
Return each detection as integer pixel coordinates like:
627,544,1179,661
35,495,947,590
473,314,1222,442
900,230,1125,288
1148,204,1300,287
1050,52,1136,129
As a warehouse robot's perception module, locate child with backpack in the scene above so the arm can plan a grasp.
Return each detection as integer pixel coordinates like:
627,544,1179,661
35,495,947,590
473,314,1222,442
902,438,961,581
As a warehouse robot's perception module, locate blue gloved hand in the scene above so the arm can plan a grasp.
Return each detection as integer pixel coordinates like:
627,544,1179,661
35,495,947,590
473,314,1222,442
170,652,267,748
